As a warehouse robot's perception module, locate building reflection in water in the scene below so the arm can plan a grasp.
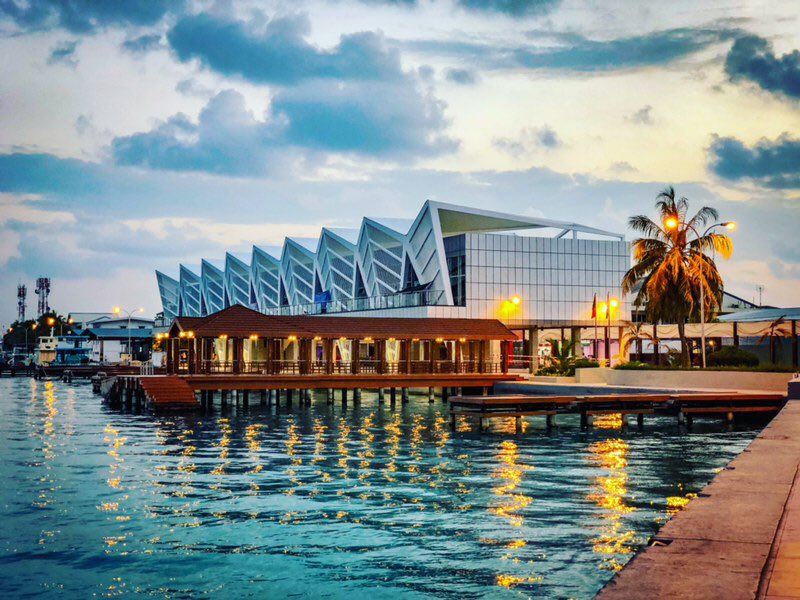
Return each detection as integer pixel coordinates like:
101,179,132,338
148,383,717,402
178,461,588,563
586,414,637,572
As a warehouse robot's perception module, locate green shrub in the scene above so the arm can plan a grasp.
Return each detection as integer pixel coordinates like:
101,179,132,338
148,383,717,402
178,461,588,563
614,361,650,370
535,365,563,376
574,358,600,369
707,346,759,368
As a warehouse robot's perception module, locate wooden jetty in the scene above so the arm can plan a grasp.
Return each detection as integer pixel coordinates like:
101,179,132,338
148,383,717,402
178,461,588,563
449,391,787,431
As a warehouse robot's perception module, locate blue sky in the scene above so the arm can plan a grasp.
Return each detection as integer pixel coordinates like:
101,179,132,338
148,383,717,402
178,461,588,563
0,0,798,325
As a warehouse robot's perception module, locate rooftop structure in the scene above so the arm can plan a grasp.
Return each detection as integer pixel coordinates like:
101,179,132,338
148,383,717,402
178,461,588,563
157,200,629,328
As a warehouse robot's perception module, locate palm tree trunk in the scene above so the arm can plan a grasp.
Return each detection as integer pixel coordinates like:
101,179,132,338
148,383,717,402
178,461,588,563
677,318,690,367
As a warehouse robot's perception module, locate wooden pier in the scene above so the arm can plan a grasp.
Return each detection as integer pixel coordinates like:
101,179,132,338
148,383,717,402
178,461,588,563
449,391,787,431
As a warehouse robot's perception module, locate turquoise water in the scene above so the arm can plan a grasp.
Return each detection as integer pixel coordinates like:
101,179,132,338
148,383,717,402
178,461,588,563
0,378,761,599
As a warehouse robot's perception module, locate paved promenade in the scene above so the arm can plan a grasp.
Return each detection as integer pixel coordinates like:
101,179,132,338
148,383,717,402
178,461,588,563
597,400,800,600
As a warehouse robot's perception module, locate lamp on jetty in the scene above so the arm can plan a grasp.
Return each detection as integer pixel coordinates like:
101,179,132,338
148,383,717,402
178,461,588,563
113,306,144,364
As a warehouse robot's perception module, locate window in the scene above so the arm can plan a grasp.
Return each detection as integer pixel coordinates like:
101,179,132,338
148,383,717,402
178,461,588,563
447,254,466,307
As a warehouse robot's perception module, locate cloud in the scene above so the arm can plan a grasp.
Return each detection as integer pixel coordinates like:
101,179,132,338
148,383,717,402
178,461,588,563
444,67,477,85
111,90,283,177
111,80,457,174
47,40,78,67
121,33,162,55
272,79,457,157
609,161,638,174
708,133,800,189
724,34,800,100
175,78,215,98
168,12,404,85
0,0,183,33
402,27,732,73
493,125,561,156
360,0,560,16
627,105,654,125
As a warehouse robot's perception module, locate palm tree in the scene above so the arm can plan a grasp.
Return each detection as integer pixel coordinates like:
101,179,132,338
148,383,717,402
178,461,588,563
621,187,733,367
757,316,791,364
545,338,577,374
617,321,659,363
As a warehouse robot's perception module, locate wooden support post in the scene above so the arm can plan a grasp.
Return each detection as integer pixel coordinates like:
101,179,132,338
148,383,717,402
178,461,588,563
221,390,227,407
727,411,734,423
733,322,740,348
429,341,436,374
580,411,590,430
327,388,333,405
450,412,456,431
442,387,448,402
390,388,396,403
286,389,293,408
305,389,312,404
637,413,644,428
401,388,409,403
342,388,348,403
546,414,556,429
428,387,435,403
678,411,686,425
529,327,539,373
653,324,660,366
515,416,522,433
378,388,385,403
260,390,266,406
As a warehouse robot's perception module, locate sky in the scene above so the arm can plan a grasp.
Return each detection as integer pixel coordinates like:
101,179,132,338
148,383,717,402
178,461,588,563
0,0,798,327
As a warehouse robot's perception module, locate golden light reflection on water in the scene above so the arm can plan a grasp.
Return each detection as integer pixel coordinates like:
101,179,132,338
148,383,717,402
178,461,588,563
489,440,540,589
586,437,636,571
210,418,232,477
101,421,129,553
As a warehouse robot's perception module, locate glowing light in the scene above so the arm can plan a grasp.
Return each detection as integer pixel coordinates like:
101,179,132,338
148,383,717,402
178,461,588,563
313,336,322,341
664,217,678,230
511,296,521,305
288,335,298,341
178,331,186,338
219,334,228,340
363,336,373,343
724,221,737,231
459,337,467,343
610,299,619,309
47,317,55,326
435,337,444,343
186,331,194,338
249,334,259,341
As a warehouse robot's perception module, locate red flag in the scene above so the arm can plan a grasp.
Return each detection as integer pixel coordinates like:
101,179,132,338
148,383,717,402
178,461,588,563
591,294,597,319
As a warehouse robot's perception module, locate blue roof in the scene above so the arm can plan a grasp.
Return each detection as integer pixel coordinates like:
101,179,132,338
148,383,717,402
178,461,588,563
82,328,153,339
718,307,800,323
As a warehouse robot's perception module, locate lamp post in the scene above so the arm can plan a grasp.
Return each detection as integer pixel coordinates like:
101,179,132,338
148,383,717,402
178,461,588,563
114,306,144,364
664,219,736,368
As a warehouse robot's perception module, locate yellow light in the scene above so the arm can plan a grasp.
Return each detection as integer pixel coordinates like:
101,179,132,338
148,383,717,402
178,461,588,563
339,336,347,341
435,337,444,343
47,317,55,326
163,333,169,339
113,307,121,315
511,296,521,305
219,334,228,340
138,308,144,313
664,217,678,230
599,302,608,314
610,299,619,309
155,333,162,340
725,222,737,231
388,337,396,342
363,336,373,343
313,336,322,341
412,338,420,342
459,337,467,343
179,331,186,338
8,327,12,332
187,331,194,338
249,334,259,341
32,324,37,330
68,318,74,325
288,335,297,341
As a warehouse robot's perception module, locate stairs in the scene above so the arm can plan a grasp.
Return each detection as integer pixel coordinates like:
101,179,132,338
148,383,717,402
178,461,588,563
138,376,199,408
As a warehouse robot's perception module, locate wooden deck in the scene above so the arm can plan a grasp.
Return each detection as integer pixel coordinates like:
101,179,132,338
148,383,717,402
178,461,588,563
449,391,787,430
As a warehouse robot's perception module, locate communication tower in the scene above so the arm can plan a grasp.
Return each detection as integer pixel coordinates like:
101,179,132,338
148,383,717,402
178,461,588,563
35,277,50,316
17,284,27,321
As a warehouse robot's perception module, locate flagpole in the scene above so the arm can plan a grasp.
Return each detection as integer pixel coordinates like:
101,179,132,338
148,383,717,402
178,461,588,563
593,293,598,360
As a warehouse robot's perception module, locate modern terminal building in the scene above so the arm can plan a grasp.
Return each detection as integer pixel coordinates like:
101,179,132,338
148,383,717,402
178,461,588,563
156,201,630,360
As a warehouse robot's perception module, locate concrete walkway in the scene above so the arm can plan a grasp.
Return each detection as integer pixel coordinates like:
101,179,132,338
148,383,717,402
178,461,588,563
596,400,800,600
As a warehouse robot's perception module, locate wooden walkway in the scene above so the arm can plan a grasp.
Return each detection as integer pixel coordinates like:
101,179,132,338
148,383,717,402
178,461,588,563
449,392,787,430
106,372,523,409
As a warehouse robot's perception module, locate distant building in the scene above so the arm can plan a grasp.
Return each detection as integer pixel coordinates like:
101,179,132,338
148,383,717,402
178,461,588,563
77,315,155,363
67,312,115,331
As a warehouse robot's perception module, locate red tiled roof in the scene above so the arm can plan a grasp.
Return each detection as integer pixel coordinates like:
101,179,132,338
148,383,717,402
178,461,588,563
169,304,516,340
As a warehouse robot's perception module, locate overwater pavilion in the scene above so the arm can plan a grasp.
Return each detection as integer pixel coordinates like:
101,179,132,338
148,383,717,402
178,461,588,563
165,305,518,377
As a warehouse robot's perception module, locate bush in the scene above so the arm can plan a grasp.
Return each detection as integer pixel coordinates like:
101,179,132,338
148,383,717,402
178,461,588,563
707,346,759,368
574,358,600,369
535,365,563,376
614,361,650,370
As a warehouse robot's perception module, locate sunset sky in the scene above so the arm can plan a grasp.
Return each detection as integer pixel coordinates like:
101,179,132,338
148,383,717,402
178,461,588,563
0,0,798,326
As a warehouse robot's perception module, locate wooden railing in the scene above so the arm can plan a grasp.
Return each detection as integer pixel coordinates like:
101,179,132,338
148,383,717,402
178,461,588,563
195,359,505,375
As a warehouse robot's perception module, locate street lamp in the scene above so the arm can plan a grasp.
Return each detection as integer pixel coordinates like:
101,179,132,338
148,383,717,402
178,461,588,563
114,306,144,364
664,218,737,368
